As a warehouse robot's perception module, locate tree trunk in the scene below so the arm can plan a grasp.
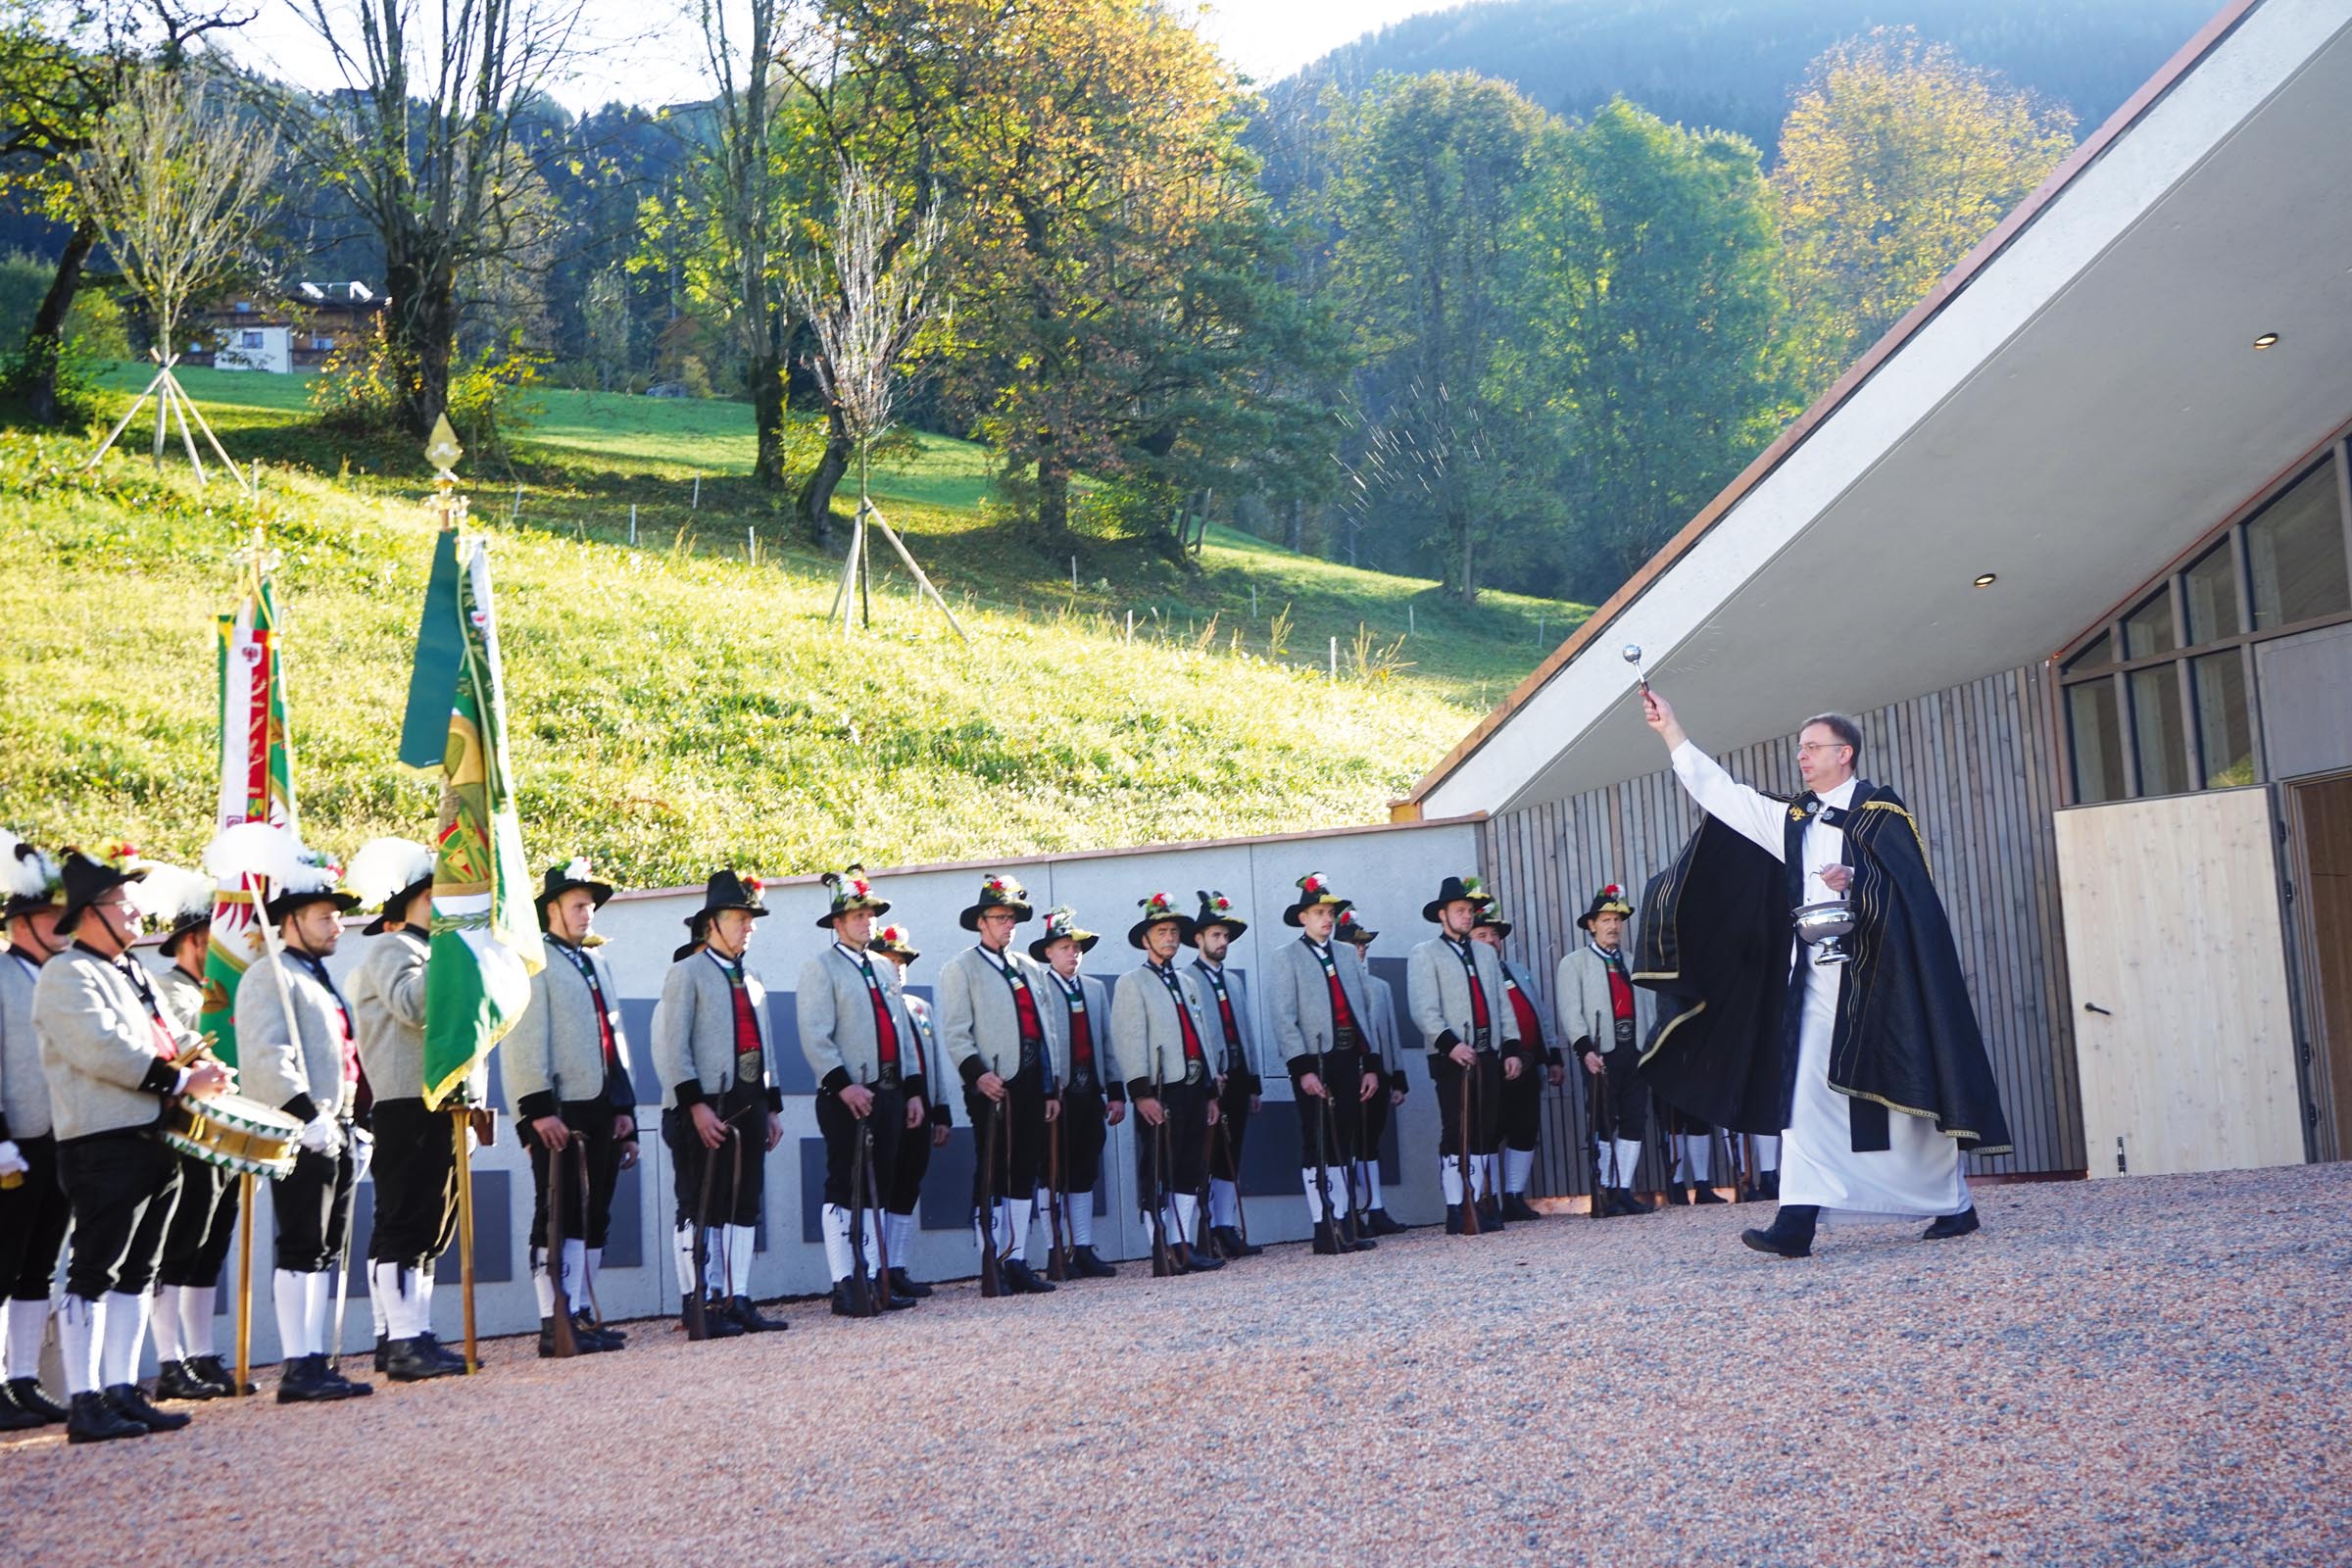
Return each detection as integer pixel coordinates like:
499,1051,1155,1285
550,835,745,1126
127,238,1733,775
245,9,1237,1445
384,252,457,438
1285,497,1305,553
1036,441,1070,536
797,398,852,548
20,219,98,426
1454,503,1479,606
749,345,789,488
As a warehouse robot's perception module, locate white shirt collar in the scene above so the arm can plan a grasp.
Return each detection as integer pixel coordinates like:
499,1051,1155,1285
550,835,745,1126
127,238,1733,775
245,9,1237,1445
834,939,872,967
1820,775,1860,809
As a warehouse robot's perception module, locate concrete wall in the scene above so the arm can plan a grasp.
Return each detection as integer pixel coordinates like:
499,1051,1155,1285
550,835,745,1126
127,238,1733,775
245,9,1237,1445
201,814,1482,1359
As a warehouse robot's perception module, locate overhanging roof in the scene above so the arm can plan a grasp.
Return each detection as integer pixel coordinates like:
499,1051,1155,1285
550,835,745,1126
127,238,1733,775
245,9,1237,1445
1410,0,2352,817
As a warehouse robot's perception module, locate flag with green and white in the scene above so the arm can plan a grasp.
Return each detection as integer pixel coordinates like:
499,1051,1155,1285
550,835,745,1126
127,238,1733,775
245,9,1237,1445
400,417,543,1108
200,536,299,1065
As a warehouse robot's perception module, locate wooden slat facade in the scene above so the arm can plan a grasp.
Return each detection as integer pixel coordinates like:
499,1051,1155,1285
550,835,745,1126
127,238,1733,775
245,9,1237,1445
1478,663,2087,1199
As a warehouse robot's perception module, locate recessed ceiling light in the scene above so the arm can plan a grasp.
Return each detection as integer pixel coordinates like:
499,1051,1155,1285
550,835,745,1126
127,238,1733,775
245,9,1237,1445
1973,573,1998,588
2252,332,2280,349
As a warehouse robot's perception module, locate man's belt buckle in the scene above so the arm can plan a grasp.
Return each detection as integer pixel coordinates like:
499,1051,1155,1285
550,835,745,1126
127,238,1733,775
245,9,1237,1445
1183,1057,1206,1086
1074,1067,1097,1094
735,1050,765,1084
1613,1019,1636,1047
876,1063,901,1091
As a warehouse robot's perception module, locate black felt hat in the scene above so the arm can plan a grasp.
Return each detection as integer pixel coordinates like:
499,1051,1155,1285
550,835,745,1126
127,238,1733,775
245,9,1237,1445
1029,906,1100,962
871,922,920,963
700,869,770,919
817,864,891,929
536,857,616,916
56,847,146,933
1127,891,1197,951
1,835,65,922
1577,883,1634,930
672,908,711,963
1337,913,1379,946
1184,890,1247,946
1283,872,1350,928
958,873,1034,932
1473,905,1513,941
1421,873,1494,924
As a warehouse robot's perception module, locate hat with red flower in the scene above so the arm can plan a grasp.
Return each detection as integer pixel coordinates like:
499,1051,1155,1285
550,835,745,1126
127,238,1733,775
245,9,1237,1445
1577,882,1633,930
1284,872,1350,928
817,863,891,928
1029,906,1100,961
958,872,1033,931
871,922,920,963
1128,891,1197,950
699,868,770,919
1421,872,1494,924
1185,890,1247,945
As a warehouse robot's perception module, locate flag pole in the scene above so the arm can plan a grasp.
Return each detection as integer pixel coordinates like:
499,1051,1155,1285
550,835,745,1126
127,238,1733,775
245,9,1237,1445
453,1108,478,1373
234,1171,256,1394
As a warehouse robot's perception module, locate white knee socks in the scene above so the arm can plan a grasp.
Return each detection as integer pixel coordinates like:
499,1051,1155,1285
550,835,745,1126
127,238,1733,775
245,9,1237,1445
1503,1148,1536,1195
1208,1177,1239,1229
100,1290,149,1388
1004,1200,1032,1262
272,1269,311,1360
672,1223,700,1296
58,1295,102,1395
1067,1196,1094,1248
1170,1192,1200,1246
303,1269,333,1358
1681,1135,1712,1182
885,1209,915,1265
7,1296,51,1381
151,1285,186,1362
821,1204,856,1283
724,1224,757,1298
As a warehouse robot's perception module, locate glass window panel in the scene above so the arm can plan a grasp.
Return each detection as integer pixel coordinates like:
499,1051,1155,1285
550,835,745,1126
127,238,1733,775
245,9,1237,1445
2065,630,2114,672
2068,680,2126,804
2181,542,2240,646
2191,652,2254,789
2122,589,2177,661
2130,665,2188,796
2247,462,2351,630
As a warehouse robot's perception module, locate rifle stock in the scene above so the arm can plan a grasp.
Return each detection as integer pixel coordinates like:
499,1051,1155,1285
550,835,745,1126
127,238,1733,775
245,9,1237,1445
977,1092,1004,1298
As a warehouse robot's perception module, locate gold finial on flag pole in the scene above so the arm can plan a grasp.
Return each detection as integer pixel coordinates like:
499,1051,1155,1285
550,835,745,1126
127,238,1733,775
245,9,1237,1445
425,414,469,531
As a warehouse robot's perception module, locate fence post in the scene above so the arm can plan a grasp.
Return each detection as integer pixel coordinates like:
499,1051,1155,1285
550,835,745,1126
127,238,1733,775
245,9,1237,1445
629,504,638,546
1329,635,1338,680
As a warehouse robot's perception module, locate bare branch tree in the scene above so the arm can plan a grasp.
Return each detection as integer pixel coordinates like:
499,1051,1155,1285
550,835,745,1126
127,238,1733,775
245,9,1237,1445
72,61,276,354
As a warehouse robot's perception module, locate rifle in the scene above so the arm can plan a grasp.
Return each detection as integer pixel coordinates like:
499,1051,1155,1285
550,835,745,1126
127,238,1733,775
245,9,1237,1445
1591,1009,1617,1215
1456,1042,1482,1237
1737,1132,1756,1203
569,1140,603,1328
327,1126,366,1372
976,1088,1004,1298
686,1107,749,1340
1046,1109,1070,1281
545,1124,578,1357
847,1095,874,1316
1214,1094,1250,1249
1584,1014,1606,1223
858,1096,893,1308
1146,1067,1175,1277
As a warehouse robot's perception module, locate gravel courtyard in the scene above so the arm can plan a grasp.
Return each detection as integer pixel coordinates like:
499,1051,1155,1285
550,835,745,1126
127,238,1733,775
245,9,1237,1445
6,1165,2346,1567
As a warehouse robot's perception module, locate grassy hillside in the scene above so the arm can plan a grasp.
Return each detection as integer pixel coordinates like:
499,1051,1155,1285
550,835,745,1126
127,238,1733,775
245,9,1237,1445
1,370,1586,884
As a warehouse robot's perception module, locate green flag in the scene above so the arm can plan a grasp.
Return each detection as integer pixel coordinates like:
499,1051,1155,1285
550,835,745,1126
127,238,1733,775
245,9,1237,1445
405,526,543,1107
200,543,298,1066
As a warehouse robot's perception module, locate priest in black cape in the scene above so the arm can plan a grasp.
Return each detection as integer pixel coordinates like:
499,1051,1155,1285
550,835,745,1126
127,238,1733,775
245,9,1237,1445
1634,690,2010,1257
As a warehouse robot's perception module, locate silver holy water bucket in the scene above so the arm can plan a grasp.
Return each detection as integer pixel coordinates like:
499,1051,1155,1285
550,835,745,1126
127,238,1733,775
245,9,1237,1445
1792,899,1854,965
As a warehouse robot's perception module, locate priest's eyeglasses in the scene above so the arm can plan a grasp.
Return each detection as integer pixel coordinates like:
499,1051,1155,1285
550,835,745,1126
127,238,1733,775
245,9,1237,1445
1796,741,1850,756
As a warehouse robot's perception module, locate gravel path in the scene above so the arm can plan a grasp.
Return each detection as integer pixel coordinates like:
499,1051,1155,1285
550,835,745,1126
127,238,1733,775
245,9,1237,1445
8,1166,2348,1566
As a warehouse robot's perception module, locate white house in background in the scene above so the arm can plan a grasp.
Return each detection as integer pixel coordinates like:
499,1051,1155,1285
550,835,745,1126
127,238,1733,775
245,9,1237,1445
188,280,382,372
210,321,291,373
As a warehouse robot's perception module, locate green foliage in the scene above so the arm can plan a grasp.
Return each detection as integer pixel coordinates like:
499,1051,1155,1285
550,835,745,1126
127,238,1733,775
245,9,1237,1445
310,315,546,455
0,251,124,423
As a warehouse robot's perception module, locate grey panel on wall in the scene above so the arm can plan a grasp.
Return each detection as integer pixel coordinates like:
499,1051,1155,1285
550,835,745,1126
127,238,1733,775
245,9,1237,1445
2258,622,2352,780
340,1169,515,1294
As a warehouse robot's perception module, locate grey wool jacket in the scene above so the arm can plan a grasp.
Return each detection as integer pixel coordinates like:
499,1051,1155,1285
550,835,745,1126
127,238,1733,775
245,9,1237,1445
506,939,634,1119
1108,960,1213,1097
797,941,922,1097
1364,971,1407,1086
31,946,188,1142
902,991,951,1125
1187,957,1261,1085
1,949,54,1140
937,945,1069,1088
155,963,206,1039
1266,936,1374,1078
651,949,781,1113
1553,941,1647,1056
1037,967,1116,1099
1405,935,1523,1058
234,948,357,1122
350,928,453,1104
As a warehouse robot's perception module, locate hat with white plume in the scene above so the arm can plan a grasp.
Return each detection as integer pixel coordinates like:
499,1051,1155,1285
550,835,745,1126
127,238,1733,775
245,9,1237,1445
345,837,435,935
203,822,357,923
127,859,217,956
1,830,66,921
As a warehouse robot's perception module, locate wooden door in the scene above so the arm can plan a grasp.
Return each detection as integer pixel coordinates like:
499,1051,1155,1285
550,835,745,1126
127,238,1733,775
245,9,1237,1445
2053,788,2304,1177
2287,772,2352,1162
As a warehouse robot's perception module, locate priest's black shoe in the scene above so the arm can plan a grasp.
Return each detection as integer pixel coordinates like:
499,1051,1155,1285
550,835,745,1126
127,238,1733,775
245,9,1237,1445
153,1358,225,1401
1922,1206,1981,1241
1740,1204,1818,1259
1211,1225,1262,1257
9,1376,68,1423
1068,1248,1117,1279
66,1390,147,1443
1445,1203,1465,1235
729,1295,786,1332
1365,1207,1406,1236
1003,1259,1057,1294
108,1383,191,1433
1692,1184,1729,1205
1501,1194,1544,1222
830,1280,879,1317
186,1355,255,1396
887,1265,939,1296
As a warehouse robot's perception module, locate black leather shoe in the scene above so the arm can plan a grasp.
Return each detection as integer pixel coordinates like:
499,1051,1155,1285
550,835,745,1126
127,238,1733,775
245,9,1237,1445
729,1295,785,1332
1445,1203,1464,1235
414,1332,469,1372
1210,1226,1262,1258
107,1383,191,1432
321,1360,373,1397
1607,1188,1653,1216
577,1311,626,1345
1501,1194,1544,1222
1758,1170,1780,1200
0,1387,42,1431
1344,1226,1378,1251
373,1334,390,1374
1179,1246,1225,1273
1664,1182,1690,1206
684,1298,746,1339
886,1266,936,1298
276,1355,336,1403
1365,1208,1406,1236
1002,1259,1057,1295
1692,1185,1729,1205
537,1317,600,1358
1741,1204,1818,1259
830,1280,878,1318
1312,1220,1342,1254
153,1359,223,1401
67,1390,148,1443
8,1377,69,1423
186,1356,256,1397
1922,1206,1981,1241
1068,1248,1118,1279
1477,1199,1504,1232
394,1335,466,1379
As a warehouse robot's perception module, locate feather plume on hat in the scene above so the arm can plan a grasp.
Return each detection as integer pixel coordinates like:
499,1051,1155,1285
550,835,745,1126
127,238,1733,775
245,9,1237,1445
345,838,436,908
126,859,215,927
2,829,62,905
203,822,339,896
